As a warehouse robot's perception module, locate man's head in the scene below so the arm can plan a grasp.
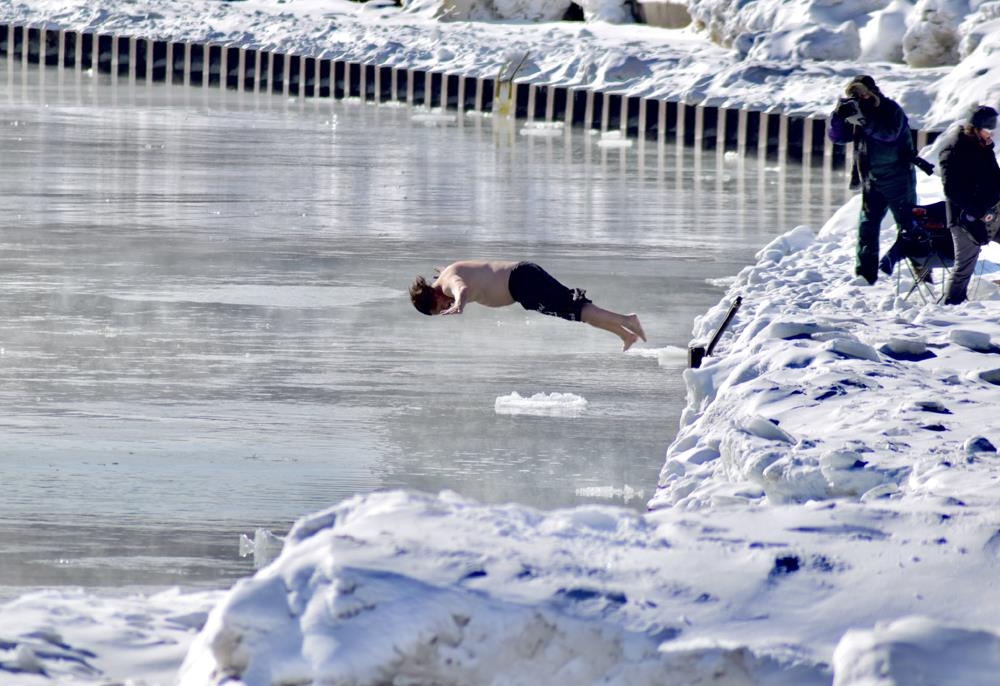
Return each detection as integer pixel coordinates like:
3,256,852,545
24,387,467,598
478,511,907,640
845,75,881,109
970,105,998,132
409,276,437,315
409,275,451,315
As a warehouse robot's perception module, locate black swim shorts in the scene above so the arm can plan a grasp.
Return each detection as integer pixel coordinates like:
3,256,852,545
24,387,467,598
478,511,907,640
507,262,592,322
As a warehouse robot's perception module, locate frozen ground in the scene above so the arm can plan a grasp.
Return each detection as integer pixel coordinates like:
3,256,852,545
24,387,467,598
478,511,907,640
2,0,1000,684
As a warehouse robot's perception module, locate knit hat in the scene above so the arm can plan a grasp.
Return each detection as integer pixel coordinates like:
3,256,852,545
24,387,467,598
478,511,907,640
970,105,998,130
845,75,879,99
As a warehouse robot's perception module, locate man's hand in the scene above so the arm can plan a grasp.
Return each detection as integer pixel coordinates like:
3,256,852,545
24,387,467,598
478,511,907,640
439,285,466,315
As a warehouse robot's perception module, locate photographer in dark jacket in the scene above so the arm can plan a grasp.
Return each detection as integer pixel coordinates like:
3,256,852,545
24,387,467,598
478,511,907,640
828,75,924,285
940,105,1000,305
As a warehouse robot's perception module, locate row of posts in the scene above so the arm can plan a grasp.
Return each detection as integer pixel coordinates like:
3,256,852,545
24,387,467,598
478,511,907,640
0,23,938,163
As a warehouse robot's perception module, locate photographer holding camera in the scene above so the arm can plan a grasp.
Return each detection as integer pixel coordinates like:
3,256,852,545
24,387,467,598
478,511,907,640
939,105,1000,305
828,75,927,285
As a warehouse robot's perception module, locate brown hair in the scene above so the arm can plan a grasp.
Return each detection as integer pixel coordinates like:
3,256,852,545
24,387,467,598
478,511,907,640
409,275,436,315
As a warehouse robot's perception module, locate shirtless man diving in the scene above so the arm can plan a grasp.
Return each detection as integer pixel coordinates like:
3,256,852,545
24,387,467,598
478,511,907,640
409,260,646,351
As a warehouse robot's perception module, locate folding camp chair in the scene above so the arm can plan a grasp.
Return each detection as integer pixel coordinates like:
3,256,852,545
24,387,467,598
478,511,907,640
879,201,954,303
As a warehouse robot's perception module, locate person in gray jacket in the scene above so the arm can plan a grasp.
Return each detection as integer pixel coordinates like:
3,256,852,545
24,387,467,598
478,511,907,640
939,105,1000,305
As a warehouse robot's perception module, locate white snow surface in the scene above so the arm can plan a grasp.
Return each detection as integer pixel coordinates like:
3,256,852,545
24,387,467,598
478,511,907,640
3,1,1000,685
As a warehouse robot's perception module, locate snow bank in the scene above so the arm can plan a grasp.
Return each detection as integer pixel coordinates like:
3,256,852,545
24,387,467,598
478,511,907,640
652,168,1000,510
0,588,222,684
178,487,1000,685
686,0,992,68
833,616,1000,686
406,0,636,22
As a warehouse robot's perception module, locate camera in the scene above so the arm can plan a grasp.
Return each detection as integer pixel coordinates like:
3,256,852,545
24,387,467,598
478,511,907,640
836,97,866,127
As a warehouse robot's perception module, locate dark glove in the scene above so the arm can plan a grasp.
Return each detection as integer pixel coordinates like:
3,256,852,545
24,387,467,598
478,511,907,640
913,157,935,176
836,97,866,127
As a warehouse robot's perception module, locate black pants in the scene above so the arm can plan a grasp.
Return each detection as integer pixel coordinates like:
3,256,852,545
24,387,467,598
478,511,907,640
507,262,592,322
858,171,916,283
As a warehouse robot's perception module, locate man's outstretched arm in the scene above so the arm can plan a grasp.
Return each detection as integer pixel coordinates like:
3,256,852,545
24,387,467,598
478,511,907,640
438,275,468,315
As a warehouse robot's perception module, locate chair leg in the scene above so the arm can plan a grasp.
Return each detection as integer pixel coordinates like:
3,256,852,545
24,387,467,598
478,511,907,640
905,260,949,303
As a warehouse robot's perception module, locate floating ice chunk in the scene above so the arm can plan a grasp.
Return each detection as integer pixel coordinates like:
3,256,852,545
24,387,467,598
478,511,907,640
595,130,633,148
520,121,564,137
239,528,284,570
596,137,633,149
494,392,587,417
411,111,457,125
949,329,992,351
626,345,687,367
706,275,737,289
574,484,645,503
519,127,562,138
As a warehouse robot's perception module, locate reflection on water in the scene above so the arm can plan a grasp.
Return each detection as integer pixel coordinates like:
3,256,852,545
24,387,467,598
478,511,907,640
0,59,851,592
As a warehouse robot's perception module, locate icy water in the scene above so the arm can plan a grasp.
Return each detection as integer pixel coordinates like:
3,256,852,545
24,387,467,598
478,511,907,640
0,60,848,593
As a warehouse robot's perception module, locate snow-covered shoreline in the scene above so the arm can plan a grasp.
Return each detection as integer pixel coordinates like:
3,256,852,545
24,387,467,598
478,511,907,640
1,0,988,129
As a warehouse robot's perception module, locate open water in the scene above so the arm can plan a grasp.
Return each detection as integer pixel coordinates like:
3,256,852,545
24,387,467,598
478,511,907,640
0,59,849,593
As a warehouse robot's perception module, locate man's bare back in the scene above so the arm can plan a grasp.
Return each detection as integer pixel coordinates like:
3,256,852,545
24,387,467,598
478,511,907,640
432,260,518,312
